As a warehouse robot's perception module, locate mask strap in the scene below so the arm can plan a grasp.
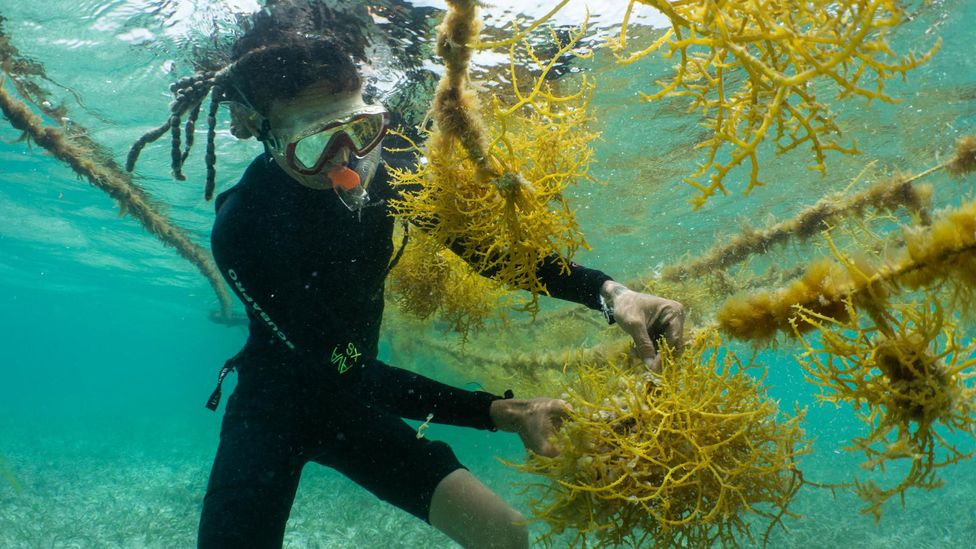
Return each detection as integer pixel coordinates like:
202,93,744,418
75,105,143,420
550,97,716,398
385,221,410,275
226,78,278,148
257,118,275,146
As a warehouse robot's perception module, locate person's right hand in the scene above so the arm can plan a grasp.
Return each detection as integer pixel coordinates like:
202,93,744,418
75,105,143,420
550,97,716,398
601,281,685,373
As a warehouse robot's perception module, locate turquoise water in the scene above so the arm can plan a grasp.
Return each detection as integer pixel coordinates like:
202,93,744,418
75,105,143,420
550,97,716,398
1,0,975,547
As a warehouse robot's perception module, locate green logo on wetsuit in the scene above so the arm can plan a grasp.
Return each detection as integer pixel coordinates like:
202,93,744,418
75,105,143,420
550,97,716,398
331,342,361,374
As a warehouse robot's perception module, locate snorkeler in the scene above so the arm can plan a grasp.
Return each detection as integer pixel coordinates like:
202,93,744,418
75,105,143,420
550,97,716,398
128,3,683,548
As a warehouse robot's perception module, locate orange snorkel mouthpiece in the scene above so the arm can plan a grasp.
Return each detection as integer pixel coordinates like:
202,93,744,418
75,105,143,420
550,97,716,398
328,166,361,191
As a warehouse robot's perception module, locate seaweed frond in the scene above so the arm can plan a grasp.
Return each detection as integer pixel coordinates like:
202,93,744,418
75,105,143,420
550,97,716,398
516,331,809,548
388,0,596,315
613,0,939,208
793,296,976,519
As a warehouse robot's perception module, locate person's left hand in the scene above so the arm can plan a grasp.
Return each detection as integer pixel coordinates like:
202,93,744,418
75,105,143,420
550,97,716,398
490,398,571,457
601,281,685,373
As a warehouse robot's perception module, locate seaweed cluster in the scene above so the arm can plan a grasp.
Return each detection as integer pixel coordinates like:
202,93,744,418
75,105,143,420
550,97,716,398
404,145,954,391
717,137,976,343
387,0,597,313
793,296,976,518
697,138,976,518
517,332,807,548
612,0,940,208
386,229,521,337
4,0,976,541
661,175,933,283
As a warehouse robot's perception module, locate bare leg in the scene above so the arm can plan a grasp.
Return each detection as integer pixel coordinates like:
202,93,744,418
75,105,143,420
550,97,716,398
428,469,529,549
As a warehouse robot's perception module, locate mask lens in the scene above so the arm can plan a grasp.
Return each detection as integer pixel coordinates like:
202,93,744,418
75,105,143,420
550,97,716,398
287,110,388,174
344,114,385,150
293,129,337,169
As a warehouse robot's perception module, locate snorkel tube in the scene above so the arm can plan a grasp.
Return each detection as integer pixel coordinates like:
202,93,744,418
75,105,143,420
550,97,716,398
328,144,382,211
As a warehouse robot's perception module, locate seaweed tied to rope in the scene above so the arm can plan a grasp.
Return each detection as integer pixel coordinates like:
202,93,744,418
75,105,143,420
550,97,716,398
0,79,232,317
387,0,597,315
717,138,976,343
0,13,232,316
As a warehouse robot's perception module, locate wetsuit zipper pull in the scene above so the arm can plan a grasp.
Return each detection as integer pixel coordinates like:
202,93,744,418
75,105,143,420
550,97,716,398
205,362,234,411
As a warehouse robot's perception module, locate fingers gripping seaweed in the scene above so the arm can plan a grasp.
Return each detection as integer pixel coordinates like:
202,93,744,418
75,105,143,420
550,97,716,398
387,0,597,314
613,0,940,208
516,331,808,548
793,297,976,519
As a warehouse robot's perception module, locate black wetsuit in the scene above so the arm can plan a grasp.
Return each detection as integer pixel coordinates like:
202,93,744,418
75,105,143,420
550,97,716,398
197,151,611,547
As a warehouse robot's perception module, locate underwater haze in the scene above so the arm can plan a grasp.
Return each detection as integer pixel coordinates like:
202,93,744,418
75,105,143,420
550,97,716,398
2,0,976,548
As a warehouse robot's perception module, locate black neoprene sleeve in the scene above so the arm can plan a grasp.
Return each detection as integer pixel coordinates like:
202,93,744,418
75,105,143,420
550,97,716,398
358,359,505,430
534,256,612,311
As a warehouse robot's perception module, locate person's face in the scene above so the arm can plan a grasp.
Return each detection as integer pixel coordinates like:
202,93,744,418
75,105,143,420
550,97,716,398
264,83,367,190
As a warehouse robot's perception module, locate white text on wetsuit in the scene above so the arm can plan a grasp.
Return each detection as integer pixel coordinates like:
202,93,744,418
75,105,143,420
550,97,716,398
227,268,296,350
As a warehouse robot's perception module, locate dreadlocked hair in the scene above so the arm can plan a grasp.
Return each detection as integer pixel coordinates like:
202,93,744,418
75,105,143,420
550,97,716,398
126,0,370,201
204,84,223,201
181,102,202,164
126,70,215,175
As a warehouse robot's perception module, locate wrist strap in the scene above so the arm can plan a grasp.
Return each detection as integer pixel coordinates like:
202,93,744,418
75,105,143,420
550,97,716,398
599,294,616,325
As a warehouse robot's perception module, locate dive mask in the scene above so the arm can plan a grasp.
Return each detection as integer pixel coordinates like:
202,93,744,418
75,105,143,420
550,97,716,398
282,103,389,177
264,98,389,212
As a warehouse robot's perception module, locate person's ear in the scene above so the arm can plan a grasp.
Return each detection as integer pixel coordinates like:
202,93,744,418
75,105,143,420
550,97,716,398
228,102,257,139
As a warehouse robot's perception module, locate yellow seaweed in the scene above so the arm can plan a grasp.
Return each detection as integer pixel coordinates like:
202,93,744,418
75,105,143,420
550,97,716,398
613,0,939,208
516,331,808,548
388,0,597,314
717,139,976,342
717,257,857,343
386,229,521,337
793,296,976,519
661,174,932,283
717,196,976,342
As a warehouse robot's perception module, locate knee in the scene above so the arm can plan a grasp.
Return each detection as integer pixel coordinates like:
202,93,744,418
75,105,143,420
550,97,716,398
429,469,530,549
442,504,529,549
498,510,529,549
482,507,529,549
